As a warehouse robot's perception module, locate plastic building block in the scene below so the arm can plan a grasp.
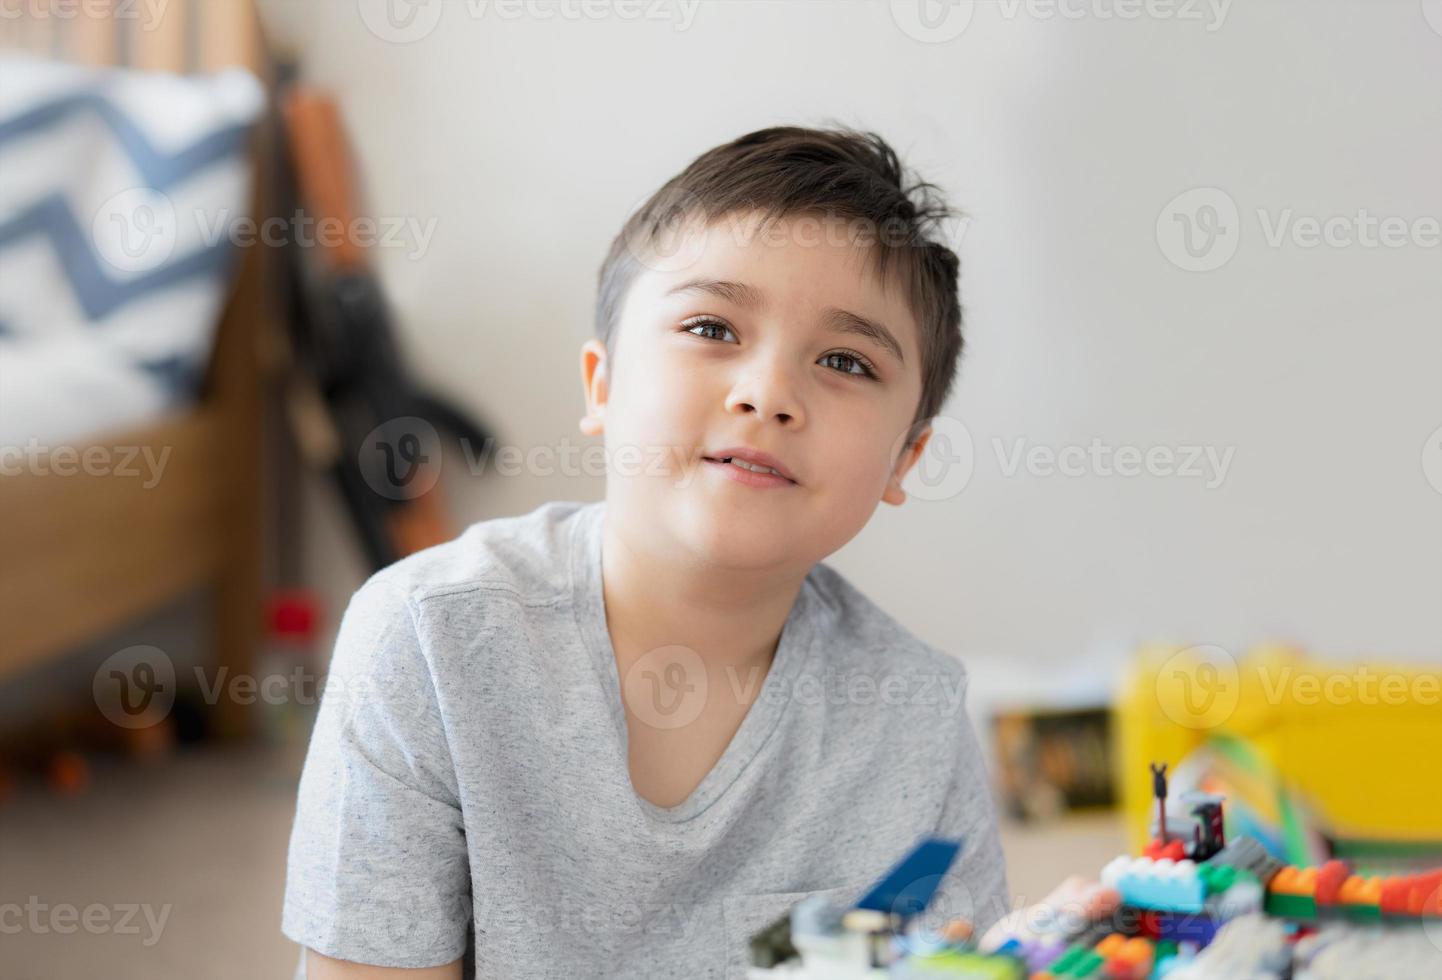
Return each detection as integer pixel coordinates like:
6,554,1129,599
1204,836,1284,886
1042,942,1106,978
1336,875,1383,922
1263,867,1318,920
854,837,961,921
893,950,1025,979
1379,868,1442,919
1021,937,1068,972
1101,857,1207,913
1312,859,1350,909
1143,838,1187,862
1150,910,1221,947
1094,933,1154,979
1209,875,1263,920
977,876,1119,954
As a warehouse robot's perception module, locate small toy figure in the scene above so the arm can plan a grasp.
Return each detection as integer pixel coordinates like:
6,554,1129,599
1150,762,1170,844
1187,793,1227,860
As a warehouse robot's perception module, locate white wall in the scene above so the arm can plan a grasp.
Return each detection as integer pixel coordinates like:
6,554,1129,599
262,0,1442,709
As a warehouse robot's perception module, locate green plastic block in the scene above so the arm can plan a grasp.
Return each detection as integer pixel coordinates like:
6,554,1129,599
904,951,1025,979
1264,891,1317,920
1339,902,1382,923
1199,864,1237,895
1044,944,1091,974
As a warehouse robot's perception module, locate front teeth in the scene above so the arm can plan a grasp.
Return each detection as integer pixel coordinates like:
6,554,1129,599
725,458,781,477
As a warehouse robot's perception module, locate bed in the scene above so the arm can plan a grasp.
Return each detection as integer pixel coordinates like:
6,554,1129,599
0,0,271,737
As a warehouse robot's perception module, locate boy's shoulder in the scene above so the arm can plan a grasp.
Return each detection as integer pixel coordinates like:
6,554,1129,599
355,499,594,611
804,559,969,689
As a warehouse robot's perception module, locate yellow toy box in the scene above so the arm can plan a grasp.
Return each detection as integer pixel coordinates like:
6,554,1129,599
1114,645,1442,855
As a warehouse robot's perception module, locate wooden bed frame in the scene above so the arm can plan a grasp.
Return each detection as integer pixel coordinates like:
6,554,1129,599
0,0,272,738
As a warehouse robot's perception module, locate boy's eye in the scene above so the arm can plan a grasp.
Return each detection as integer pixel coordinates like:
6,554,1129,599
819,351,878,379
681,317,879,381
683,318,737,343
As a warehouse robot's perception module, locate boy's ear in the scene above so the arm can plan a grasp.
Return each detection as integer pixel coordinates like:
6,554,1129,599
882,423,933,506
579,339,609,437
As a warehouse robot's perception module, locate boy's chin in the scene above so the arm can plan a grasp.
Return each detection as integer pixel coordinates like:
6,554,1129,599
672,500,804,569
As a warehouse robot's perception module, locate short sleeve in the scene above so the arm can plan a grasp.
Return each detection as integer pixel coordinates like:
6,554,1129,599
281,577,471,969
928,673,1011,938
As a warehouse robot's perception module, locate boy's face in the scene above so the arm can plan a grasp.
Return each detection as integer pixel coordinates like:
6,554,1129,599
581,209,933,572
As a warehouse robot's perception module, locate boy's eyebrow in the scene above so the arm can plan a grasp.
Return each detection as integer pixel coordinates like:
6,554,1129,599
665,277,906,366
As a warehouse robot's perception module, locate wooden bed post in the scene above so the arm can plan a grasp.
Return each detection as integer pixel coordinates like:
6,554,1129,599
204,5,273,740
207,229,268,741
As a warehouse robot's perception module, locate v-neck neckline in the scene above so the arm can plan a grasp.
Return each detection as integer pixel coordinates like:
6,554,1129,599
568,500,819,824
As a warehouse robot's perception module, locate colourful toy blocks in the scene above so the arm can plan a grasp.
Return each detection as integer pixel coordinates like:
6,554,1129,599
1204,835,1284,886
892,949,1025,979
1263,865,1318,919
1101,857,1207,913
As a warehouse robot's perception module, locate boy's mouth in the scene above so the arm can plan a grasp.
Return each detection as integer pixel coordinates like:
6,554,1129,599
701,448,799,486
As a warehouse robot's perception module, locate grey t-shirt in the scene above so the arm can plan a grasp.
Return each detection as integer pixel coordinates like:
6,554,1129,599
282,499,1008,979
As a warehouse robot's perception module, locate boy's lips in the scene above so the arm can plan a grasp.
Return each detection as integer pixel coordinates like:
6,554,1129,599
701,447,799,485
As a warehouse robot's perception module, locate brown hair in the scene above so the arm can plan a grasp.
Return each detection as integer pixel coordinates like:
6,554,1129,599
595,125,964,449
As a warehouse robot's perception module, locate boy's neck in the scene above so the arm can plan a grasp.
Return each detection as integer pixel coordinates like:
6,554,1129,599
599,507,810,683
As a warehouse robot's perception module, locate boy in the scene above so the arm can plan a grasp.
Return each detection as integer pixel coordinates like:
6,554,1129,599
283,125,1009,979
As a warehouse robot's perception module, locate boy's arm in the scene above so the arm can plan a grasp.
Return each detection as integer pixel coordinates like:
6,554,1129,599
282,579,472,969
305,949,462,979
929,668,1012,936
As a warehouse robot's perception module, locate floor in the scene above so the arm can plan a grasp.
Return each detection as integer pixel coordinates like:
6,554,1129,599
0,744,1127,979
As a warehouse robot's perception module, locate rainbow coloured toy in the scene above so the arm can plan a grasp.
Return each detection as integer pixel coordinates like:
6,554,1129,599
746,760,1442,978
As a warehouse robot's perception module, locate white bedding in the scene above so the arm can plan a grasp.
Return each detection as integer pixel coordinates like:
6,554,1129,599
0,53,264,449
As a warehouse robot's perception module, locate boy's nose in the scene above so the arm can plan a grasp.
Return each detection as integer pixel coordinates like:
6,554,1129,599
724,371,804,427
